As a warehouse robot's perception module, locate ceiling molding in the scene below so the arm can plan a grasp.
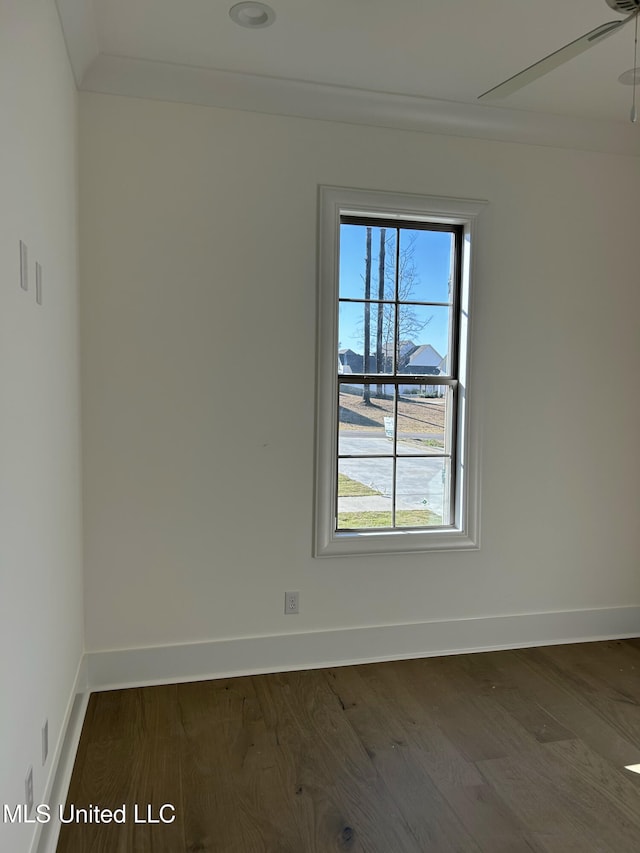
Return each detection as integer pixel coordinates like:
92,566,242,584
54,1,639,157
79,54,640,156
55,0,100,86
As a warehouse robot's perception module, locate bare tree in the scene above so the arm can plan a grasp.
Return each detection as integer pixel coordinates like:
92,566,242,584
382,232,431,371
353,229,431,402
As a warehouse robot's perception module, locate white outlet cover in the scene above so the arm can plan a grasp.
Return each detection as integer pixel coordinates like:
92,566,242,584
284,591,299,614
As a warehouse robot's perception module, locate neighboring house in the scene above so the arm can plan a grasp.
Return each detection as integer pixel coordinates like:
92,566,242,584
340,342,445,397
373,342,449,397
398,344,446,396
338,348,364,373
404,343,443,371
382,340,416,371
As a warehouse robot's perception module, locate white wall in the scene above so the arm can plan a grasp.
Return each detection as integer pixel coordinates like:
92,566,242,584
80,92,640,656
0,2,83,849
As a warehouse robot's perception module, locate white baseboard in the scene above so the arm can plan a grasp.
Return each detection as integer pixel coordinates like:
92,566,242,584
86,605,640,691
29,604,640,852
32,658,89,853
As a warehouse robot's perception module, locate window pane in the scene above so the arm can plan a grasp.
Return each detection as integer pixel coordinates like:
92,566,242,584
339,224,397,301
337,458,393,530
339,302,395,374
396,387,451,456
395,457,450,527
397,305,451,376
399,229,455,304
338,385,394,456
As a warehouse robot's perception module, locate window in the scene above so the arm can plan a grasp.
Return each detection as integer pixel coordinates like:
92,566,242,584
315,187,485,557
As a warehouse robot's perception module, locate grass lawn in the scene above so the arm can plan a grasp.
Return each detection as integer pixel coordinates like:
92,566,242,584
337,473,381,497
339,389,445,435
338,509,442,529
337,473,441,528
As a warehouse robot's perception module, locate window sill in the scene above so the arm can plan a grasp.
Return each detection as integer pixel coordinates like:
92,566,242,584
315,526,480,558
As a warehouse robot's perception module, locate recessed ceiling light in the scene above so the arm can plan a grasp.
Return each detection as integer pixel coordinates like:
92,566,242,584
229,2,275,29
618,67,640,85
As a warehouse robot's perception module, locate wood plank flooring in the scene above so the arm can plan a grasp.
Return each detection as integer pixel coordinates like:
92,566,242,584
56,640,640,852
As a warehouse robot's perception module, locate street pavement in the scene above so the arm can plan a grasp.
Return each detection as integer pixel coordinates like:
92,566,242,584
338,433,448,517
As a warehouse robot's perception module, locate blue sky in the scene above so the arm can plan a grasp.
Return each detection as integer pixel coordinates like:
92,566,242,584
338,224,454,360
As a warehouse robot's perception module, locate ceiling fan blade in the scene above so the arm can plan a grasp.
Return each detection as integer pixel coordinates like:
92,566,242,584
478,18,630,100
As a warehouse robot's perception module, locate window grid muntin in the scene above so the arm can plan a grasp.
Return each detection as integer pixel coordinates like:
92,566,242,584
336,218,462,532
336,379,456,532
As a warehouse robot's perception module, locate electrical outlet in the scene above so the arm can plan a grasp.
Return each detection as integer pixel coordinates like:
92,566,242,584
25,767,33,817
285,591,299,614
42,720,48,765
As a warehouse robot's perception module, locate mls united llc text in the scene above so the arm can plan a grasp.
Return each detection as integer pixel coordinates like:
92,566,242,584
3,803,176,824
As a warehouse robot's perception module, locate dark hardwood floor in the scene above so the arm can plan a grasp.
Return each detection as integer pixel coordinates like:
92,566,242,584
56,640,640,852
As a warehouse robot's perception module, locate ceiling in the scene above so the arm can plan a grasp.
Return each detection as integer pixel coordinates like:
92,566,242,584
56,0,640,153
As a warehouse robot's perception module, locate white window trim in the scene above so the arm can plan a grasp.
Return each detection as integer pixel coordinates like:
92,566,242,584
314,186,486,558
